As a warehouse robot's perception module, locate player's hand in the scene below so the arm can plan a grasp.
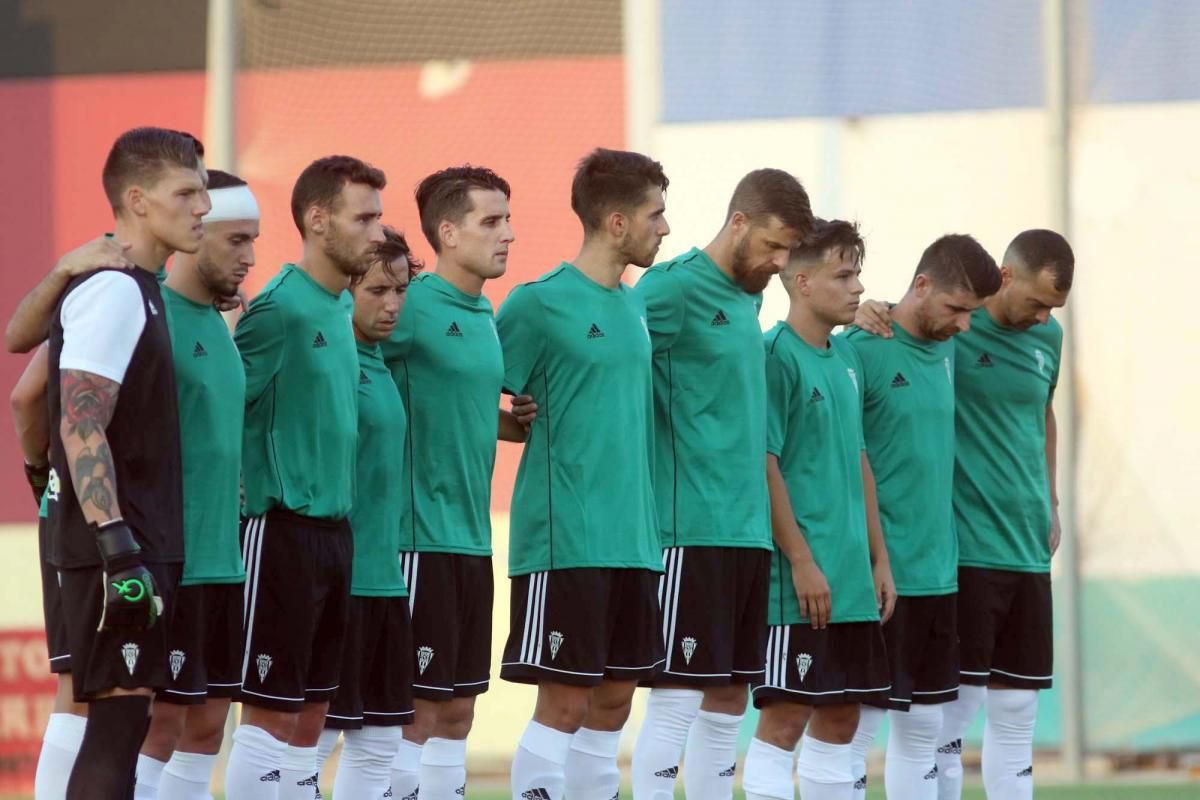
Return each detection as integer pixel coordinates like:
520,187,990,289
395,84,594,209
873,558,897,624
23,461,49,507
1048,505,1062,556
852,300,893,338
214,289,247,314
93,520,163,632
55,236,134,278
511,394,538,427
790,558,832,629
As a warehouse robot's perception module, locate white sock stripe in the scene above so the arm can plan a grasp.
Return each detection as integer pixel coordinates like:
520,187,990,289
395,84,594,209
240,515,266,684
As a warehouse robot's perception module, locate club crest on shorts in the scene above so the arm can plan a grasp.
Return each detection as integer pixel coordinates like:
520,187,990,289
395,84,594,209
417,646,435,675
680,636,697,665
256,653,273,683
548,630,564,660
796,652,813,682
121,642,140,675
169,649,186,681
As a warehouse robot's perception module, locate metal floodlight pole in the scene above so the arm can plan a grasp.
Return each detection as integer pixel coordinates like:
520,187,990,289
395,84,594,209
1043,0,1084,782
205,0,238,172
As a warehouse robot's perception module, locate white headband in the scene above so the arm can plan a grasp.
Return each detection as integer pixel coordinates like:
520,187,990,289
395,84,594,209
205,184,260,223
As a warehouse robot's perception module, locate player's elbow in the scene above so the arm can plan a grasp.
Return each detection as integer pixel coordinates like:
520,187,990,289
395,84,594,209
9,379,40,418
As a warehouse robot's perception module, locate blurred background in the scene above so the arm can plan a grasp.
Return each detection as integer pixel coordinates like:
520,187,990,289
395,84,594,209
1,0,1197,795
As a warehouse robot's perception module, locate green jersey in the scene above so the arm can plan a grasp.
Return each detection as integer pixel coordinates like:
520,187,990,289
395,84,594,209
495,263,660,576
349,342,408,597
844,324,956,596
764,322,877,626
380,273,503,556
163,287,246,585
636,249,771,551
236,264,358,520
954,307,1061,572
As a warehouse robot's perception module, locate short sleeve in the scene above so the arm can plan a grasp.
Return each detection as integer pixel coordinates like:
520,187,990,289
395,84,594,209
234,291,286,403
495,284,544,395
764,339,795,458
635,268,685,354
1048,325,1063,402
59,271,147,384
380,296,417,366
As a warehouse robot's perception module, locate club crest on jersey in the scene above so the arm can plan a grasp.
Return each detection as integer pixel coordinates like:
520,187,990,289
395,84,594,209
417,646,435,675
169,649,186,681
548,630,564,660
256,653,273,683
796,652,813,682
45,468,61,502
640,316,650,342
847,367,858,392
147,299,159,316
944,356,953,384
681,636,697,665
1035,348,1046,375
121,642,140,675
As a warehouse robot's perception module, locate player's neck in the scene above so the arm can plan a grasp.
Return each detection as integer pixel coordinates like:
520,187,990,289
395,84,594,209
702,230,737,282
572,240,626,289
296,247,349,295
112,218,171,274
983,293,1012,328
785,304,834,350
163,255,217,305
435,259,485,297
891,294,926,340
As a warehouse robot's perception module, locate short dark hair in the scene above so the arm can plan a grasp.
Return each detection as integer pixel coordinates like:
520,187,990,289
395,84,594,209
415,166,511,253
1005,229,1074,292
571,148,669,232
291,155,387,236
726,169,814,240
791,218,865,268
101,127,205,211
914,234,1002,298
206,169,247,191
353,226,423,288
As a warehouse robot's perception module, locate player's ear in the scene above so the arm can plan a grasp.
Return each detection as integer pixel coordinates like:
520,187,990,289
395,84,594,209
998,264,1015,287
124,185,147,217
913,273,931,298
438,219,457,250
728,210,748,237
306,204,326,236
607,209,627,239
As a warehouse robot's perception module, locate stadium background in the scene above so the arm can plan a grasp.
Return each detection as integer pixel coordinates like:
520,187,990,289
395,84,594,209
0,0,1197,793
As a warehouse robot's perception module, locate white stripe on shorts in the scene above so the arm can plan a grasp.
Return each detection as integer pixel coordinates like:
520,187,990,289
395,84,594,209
659,548,684,671
239,515,266,684
520,572,548,665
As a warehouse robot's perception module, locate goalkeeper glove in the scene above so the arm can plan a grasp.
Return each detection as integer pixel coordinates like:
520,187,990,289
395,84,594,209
24,461,48,508
93,519,163,632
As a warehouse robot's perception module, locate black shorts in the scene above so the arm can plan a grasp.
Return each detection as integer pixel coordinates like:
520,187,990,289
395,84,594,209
238,511,353,712
402,552,493,700
958,566,1053,690
326,595,415,729
158,582,245,705
752,621,891,708
501,568,665,687
873,594,959,710
648,546,770,686
38,518,71,674
59,561,183,702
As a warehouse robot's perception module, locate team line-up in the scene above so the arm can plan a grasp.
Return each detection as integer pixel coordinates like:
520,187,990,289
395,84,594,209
10,126,1072,800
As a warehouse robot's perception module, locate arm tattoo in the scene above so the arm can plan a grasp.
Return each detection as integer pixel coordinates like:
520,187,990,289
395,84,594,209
60,369,121,522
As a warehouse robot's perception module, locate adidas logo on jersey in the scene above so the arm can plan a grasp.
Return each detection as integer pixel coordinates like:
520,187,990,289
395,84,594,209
711,309,730,326
937,738,962,755
522,789,552,800
446,321,463,337
587,323,605,339
313,331,328,349
654,766,679,779
1017,765,1033,777
976,352,993,367
718,764,736,777
192,341,207,358
924,765,939,780
890,372,910,388
359,370,371,385
260,770,281,782
809,387,825,403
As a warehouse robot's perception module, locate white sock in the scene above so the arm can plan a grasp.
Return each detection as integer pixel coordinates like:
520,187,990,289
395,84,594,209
35,712,86,800
850,706,885,800
886,704,943,800
332,726,403,800
682,709,742,800
511,720,572,800
631,688,702,800
279,744,319,800
159,750,218,800
390,737,423,800
796,733,854,800
316,729,340,785
982,689,1038,800
742,737,795,800
419,736,468,799
224,725,288,800
936,684,985,800
565,727,622,800
134,754,168,799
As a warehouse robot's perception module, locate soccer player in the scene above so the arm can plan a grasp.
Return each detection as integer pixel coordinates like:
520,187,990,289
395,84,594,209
841,235,1001,800
380,166,531,800
315,227,420,798
44,127,207,798
224,155,386,800
854,229,1074,800
631,168,813,800
128,170,261,800
743,220,895,800
496,148,670,800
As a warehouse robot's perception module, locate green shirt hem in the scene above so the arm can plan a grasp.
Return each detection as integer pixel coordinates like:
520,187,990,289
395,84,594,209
773,611,881,626
401,544,492,557
509,559,664,578
958,558,1050,574
351,587,408,598
894,581,958,596
657,535,773,551
180,574,246,587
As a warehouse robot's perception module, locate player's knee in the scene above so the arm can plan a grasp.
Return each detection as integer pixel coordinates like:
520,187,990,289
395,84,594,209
178,716,227,755
241,705,299,743
755,703,809,749
701,683,748,715
534,685,590,732
808,703,859,743
434,699,475,739
144,703,186,754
